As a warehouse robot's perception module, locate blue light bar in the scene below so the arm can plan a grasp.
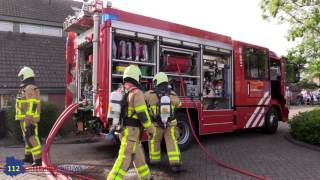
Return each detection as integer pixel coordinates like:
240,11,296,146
102,13,119,23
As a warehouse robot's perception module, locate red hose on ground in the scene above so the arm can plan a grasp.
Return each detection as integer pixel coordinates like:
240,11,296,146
41,103,94,180
176,63,269,180
43,103,78,167
24,166,94,180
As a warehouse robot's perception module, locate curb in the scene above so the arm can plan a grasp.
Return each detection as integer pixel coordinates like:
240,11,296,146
284,133,320,152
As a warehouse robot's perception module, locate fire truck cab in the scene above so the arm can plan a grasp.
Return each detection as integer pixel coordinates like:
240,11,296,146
64,1,293,149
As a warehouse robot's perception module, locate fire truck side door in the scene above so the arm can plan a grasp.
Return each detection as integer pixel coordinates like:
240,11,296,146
242,47,270,105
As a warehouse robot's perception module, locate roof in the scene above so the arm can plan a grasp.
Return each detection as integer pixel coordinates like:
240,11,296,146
104,8,232,45
0,0,81,23
0,32,66,92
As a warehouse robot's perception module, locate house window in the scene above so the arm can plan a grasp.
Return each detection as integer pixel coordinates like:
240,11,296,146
20,24,62,37
20,24,42,34
40,95,49,102
0,21,13,32
1,95,15,108
244,48,269,80
42,26,62,37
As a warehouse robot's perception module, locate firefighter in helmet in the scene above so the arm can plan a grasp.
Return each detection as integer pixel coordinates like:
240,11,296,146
145,72,183,172
16,67,42,166
107,65,155,180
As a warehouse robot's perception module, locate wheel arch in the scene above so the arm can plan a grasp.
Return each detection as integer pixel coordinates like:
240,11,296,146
176,108,199,135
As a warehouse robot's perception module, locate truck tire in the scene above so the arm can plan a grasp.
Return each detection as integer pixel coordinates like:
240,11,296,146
264,108,279,134
176,112,194,150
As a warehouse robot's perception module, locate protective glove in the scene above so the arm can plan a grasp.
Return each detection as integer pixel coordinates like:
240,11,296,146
103,131,115,141
106,132,115,141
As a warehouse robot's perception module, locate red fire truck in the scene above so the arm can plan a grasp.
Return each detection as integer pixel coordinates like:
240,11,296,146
64,1,298,149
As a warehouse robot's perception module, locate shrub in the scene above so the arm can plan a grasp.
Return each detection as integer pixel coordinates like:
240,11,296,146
5,101,60,142
289,79,318,92
5,107,23,142
38,102,60,138
289,109,320,145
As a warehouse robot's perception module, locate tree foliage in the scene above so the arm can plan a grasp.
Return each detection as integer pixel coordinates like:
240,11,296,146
260,0,320,78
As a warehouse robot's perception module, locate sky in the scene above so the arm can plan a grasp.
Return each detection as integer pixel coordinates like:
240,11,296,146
76,0,292,56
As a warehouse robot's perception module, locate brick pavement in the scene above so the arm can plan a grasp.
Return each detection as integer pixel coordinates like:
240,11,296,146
0,106,319,180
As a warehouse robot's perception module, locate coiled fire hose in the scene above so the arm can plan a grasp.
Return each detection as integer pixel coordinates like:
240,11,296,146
175,63,270,180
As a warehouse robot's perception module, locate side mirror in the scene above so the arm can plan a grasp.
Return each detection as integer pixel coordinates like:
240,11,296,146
285,63,300,83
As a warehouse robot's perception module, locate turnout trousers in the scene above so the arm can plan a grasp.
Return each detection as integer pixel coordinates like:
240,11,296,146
149,121,181,165
20,121,42,160
107,126,151,180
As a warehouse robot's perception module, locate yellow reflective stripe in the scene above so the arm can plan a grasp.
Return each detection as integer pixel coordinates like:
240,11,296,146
108,172,123,180
16,98,40,119
168,151,180,156
117,169,126,176
109,128,128,179
137,164,148,172
149,152,160,155
26,100,40,116
128,108,138,119
129,106,152,128
16,99,40,103
136,165,150,178
31,145,41,151
24,148,31,153
35,124,39,137
16,101,22,118
132,142,137,152
168,157,180,161
151,105,157,114
107,173,116,180
149,127,157,160
32,150,42,156
139,168,150,178
141,109,151,128
150,155,161,160
134,105,147,112
170,126,180,156
127,109,138,119
15,115,25,120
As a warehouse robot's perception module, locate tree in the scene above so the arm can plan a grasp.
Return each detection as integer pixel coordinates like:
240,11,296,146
307,59,320,84
260,0,320,78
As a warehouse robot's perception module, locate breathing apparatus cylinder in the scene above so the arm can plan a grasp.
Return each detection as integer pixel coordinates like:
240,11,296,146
107,91,124,126
160,95,171,127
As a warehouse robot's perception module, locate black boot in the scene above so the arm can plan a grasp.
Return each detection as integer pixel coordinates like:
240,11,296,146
32,158,42,166
170,165,186,173
22,154,33,164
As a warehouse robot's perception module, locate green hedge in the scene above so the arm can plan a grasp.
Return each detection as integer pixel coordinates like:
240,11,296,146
289,109,320,145
5,101,60,142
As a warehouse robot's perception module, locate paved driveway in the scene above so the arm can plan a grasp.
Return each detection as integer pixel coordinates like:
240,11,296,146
0,106,319,180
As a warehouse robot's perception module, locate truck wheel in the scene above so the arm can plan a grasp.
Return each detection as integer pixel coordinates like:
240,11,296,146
264,108,279,134
176,112,194,150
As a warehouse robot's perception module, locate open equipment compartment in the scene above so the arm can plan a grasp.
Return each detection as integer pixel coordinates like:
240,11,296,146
111,28,157,91
202,46,232,110
72,30,97,132
159,37,201,98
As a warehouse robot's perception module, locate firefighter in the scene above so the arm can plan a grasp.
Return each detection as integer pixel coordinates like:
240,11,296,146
16,67,42,166
107,65,155,180
145,72,183,172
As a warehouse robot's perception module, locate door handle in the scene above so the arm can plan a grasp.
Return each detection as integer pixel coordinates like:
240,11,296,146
247,82,250,96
